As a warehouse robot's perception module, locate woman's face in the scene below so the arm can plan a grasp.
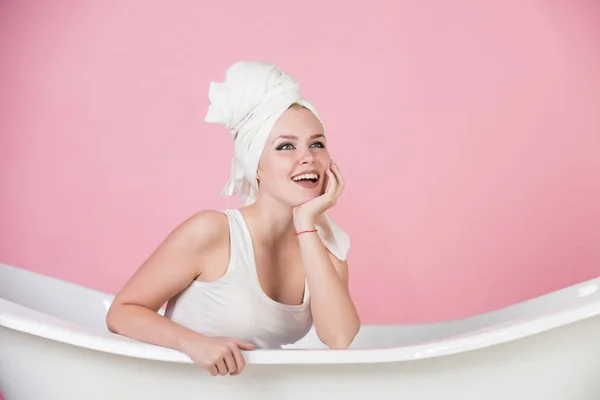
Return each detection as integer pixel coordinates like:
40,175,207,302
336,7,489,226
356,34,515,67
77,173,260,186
256,105,331,207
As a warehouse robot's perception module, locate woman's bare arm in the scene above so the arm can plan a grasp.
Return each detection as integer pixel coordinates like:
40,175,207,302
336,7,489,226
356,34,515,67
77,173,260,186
105,210,228,351
292,162,360,348
296,231,360,349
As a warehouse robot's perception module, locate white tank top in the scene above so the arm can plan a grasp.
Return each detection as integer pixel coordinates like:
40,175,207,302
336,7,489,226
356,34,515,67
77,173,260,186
163,209,313,349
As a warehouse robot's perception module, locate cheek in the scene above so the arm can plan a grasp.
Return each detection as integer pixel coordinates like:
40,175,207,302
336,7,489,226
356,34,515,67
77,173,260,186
317,152,331,165
259,157,292,185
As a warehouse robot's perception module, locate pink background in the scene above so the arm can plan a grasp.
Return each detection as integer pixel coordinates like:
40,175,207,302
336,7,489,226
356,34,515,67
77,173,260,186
1,0,599,327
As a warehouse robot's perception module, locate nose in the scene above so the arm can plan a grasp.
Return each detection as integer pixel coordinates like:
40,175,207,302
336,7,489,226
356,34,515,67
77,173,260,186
298,152,316,165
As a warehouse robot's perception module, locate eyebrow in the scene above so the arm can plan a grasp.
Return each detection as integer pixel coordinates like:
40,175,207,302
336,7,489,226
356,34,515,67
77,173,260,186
276,133,325,141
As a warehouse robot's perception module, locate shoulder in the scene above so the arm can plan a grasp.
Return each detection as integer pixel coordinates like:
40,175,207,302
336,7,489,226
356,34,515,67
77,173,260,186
166,209,230,250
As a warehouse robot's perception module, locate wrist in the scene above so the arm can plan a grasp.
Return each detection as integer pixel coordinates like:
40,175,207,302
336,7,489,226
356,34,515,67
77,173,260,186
177,330,208,352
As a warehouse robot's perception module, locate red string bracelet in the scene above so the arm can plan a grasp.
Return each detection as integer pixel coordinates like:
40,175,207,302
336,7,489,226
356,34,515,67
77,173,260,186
296,229,318,235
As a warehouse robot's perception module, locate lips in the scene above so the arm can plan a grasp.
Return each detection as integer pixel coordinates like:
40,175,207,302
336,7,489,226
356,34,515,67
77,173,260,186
291,170,320,189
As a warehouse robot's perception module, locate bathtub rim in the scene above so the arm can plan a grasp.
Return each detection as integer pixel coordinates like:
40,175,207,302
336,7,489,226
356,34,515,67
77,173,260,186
2,264,600,365
3,296,600,366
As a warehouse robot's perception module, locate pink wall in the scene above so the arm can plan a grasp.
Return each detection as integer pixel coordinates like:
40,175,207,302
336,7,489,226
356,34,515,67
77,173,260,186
1,0,599,326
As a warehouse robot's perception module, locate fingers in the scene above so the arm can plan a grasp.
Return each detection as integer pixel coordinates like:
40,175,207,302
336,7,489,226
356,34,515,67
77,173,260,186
230,339,251,375
324,163,342,203
224,354,237,374
232,338,255,351
209,356,237,376
205,339,252,377
325,168,337,196
215,359,228,376
207,364,218,376
322,168,332,194
230,347,246,375
331,161,344,188
330,161,344,198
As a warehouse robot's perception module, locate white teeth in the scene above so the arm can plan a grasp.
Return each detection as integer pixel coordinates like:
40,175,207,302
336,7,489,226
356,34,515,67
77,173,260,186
292,173,318,181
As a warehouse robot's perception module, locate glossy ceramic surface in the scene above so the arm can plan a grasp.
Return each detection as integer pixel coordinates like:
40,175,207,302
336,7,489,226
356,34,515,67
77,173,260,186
2,263,600,399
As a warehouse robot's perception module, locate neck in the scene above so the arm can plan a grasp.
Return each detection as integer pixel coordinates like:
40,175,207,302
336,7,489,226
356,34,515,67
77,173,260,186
240,196,296,245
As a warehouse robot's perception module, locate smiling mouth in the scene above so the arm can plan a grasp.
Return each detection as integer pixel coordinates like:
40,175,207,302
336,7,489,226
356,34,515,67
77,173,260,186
291,172,320,188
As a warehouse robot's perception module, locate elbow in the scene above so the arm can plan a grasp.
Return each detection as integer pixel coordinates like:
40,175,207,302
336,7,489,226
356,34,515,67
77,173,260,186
324,332,357,349
319,324,360,350
105,303,122,334
327,338,354,350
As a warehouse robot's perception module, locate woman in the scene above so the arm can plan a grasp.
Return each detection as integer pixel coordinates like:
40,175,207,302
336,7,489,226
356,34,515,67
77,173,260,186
105,61,360,377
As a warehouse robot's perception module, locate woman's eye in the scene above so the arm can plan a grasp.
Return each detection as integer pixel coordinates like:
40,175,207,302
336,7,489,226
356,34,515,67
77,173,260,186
276,141,324,150
277,143,294,150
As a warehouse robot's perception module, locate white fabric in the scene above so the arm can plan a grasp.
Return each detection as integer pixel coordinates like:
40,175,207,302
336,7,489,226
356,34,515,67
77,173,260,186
204,61,350,260
164,209,313,349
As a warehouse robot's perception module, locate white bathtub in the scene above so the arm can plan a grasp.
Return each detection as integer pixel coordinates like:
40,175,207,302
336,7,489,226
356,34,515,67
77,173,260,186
1,263,600,400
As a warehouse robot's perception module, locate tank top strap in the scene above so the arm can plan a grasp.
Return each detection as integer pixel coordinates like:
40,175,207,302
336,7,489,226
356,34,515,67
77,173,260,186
218,209,253,274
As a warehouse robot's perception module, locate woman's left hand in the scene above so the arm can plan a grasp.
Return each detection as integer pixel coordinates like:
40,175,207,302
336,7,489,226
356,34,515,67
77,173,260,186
293,161,345,230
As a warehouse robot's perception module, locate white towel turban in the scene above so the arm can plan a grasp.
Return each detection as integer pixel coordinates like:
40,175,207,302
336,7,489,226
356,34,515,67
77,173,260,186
204,61,350,261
